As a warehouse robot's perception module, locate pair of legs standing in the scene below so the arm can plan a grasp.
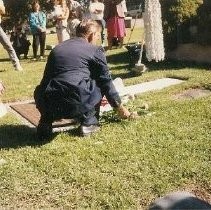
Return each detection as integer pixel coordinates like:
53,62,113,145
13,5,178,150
106,16,126,50
56,26,70,43
32,32,46,59
0,26,23,71
96,19,106,46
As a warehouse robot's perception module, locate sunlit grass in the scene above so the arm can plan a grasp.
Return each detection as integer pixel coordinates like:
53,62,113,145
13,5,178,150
0,26,210,209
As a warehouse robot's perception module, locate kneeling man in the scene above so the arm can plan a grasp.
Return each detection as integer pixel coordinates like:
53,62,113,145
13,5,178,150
34,19,131,140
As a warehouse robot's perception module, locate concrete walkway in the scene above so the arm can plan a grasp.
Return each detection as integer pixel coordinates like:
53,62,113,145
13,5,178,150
123,78,183,95
113,78,184,96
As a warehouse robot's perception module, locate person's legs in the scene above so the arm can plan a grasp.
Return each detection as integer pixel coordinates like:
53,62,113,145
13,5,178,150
116,17,126,48
34,86,53,140
106,17,118,50
14,46,21,59
0,26,22,71
56,28,62,43
24,42,30,59
36,113,53,141
32,34,39,59
56,27,69,43
81,109,99,126
118,37,124,48
61,27,70,42
96,19,105,46
39,32,46,58
79,106,100,136
107,37,113,50
21,38,30,59
94,102,101,121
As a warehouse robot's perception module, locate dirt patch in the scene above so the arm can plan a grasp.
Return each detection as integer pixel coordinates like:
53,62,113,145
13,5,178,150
172,88,211,100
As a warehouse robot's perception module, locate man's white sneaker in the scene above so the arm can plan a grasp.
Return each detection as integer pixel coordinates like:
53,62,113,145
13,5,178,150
80,125,100,137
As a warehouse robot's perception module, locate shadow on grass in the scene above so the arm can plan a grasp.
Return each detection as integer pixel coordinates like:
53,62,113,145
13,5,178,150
110,64,129,71
0,125,54,149
107,51,142,79
64,116,122,136
0,58,10,62
107,51,129,65
66,127,81,137
112,71,138,80
146,59,211,72
106,50,211,73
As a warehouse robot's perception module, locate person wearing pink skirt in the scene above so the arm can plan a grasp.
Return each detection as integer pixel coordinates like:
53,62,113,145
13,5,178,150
104,0,126,50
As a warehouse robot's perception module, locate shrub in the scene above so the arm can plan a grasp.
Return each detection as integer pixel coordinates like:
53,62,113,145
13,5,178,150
197,0,211,45
160,0,203,49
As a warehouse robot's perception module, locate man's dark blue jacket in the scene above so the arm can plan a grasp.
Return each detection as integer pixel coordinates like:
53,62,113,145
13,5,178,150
34,37,121,121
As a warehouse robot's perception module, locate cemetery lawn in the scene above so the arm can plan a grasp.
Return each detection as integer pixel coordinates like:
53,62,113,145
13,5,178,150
0,30,211,208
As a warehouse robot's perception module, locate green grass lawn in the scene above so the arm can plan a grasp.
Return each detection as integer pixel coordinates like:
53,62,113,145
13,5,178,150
0,28,210,209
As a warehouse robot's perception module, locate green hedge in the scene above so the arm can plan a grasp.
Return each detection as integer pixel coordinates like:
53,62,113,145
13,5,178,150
197,0,211,45
160,0,203,49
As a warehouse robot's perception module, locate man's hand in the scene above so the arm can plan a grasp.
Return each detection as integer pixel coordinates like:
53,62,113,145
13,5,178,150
116,104,131,119
0,82,5,95
116,104,139,119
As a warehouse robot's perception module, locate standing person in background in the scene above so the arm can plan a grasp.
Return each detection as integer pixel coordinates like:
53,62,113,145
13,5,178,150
53,0,70,43
89,0,105,47
67,0,82,38
29,1,47,60
104,0,126,50
0,0,23,71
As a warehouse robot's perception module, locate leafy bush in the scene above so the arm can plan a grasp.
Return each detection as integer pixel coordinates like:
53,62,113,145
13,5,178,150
3,0,53,30
160,0,203,49
197,0,211,45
